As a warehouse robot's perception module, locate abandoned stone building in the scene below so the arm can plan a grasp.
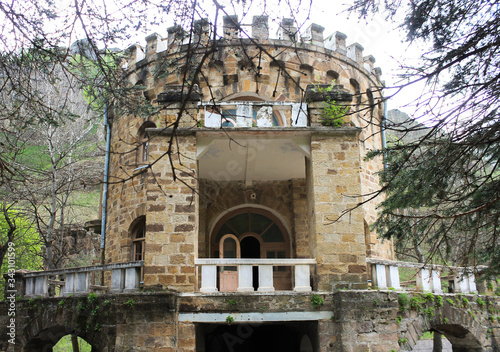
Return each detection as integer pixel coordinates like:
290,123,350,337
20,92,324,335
2,16,499,352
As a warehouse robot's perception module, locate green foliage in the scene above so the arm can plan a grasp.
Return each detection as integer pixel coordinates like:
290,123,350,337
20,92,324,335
420,331,434,340
444,317,449,324
87,292,98,305
398,293,410,312
76,302,87,312
226,315,234,325
461,297,469,308
314,82,349,127
350,0,500,277
424,306,434,317
435,295,443,308
396,316,402,324
124,299,135,308
227,299,238,308
373,299,379,307
310,294,325,308
423,292,435,303
410,296,423,311
446,298,455,306
0,207,42,300
398,337,408,345
476,297,485,309
53,335,92,352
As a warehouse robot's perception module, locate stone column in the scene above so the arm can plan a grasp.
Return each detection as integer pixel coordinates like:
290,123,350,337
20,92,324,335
144,131,198,292
308,131,367,291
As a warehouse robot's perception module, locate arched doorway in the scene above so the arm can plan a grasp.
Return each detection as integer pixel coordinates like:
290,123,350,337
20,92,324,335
211,207,291,291
241,236,261,290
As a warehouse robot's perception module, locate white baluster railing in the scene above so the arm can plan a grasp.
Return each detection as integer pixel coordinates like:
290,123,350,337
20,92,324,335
16,261,144,298
367,258,485,294
195,258,316,293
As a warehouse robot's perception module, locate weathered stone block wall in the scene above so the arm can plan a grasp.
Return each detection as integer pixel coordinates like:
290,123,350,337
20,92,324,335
105,111,161,264
143,133,198,292
308,131,368,290
4,292,498,351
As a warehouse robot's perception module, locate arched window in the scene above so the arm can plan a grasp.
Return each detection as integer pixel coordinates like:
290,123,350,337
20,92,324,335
211,208,289,259
327,70,339,82
137,121,156,163
131,216,146,261
350,78,361,107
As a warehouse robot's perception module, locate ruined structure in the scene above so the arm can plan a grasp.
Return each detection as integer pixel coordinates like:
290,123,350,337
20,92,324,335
2,16,499,352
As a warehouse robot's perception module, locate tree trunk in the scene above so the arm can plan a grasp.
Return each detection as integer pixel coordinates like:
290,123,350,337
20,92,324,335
71,334,80,352
433,332,443,352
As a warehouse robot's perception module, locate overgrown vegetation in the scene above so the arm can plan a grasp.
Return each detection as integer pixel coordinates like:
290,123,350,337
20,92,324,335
310,294,325,308
314,82,349,127
349,0,500,276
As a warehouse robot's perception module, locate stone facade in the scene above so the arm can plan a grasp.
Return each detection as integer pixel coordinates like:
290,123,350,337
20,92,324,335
105,16,390,293
76,15,399,351
2,291,499,351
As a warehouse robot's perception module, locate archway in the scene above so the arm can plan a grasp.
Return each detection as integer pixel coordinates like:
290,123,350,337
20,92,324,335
23,326,97,352
211,207,291,290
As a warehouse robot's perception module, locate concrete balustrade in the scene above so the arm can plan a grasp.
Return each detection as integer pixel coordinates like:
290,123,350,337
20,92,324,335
196,258,316,293
367,258,484,294
16,261,144,298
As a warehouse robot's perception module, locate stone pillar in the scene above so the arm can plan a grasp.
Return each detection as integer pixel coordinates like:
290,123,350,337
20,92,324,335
64,273,76,296
294,264,312,292
308,131,367,290
200,265,218,293
193,18,210,46
110,269,124,293
252,16,269,41
347,43,364,64
302,23,325,46
372,264,387,289
258,265,275,292
277,18,297,42
431,270,443,293
292,178,309,258
417,268,432,292
144,132,198,292
387,266,401,289
167,25,185,49
325,32,347,54
223,16,239,40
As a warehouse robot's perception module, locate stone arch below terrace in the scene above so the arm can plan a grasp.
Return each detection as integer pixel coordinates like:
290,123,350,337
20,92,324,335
20,305,114,352
400,306,487,352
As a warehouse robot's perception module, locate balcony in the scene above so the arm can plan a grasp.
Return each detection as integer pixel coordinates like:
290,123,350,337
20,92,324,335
195,258,316,293
13,261,144,298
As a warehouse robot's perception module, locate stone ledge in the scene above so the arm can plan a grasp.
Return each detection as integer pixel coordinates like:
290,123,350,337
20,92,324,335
147,126,361,137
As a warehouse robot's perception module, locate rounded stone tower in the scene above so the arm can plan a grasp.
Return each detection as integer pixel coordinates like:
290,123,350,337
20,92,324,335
105,16,392,292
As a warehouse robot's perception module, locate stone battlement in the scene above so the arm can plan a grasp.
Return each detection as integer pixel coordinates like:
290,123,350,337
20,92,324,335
123,16,381,79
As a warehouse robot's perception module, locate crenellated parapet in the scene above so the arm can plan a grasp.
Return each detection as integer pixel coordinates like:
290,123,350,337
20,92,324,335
121,16,383,84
